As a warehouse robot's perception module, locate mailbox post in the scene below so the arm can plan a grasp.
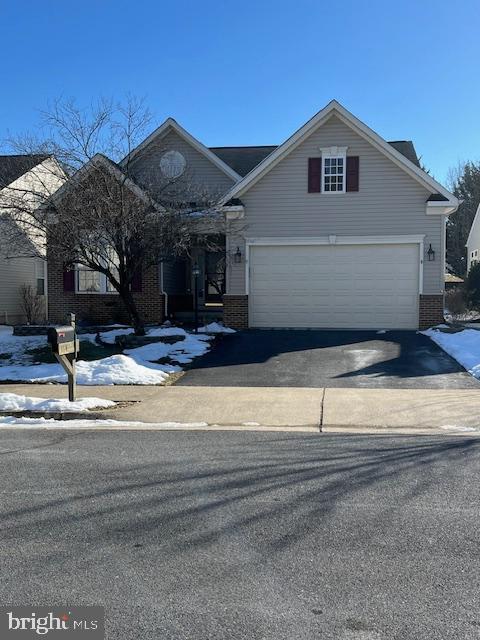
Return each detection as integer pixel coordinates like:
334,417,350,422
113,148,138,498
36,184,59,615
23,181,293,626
47,314,80,401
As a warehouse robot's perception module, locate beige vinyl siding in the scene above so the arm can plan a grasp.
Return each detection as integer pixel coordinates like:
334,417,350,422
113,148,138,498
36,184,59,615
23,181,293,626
0,257,45,324
129,129,235,198
228,115,444,296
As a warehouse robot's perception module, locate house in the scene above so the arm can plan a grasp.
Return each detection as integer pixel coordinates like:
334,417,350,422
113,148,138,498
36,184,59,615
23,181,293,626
47,100,458,330
0,155,65,324
466,203,480,273
445,273,464,290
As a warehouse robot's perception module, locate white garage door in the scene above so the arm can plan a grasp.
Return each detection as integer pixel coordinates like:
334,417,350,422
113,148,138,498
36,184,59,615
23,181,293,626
249,244,419,329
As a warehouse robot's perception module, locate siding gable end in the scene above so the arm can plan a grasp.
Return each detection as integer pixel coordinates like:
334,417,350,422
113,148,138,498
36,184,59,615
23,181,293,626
128,128,237,197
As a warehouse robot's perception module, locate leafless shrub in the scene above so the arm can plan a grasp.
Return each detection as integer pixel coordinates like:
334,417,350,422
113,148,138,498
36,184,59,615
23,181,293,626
445,287,468,317
19,284,44,325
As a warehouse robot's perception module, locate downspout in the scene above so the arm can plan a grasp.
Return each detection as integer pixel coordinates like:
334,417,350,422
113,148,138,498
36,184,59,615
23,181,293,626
160,261,168,318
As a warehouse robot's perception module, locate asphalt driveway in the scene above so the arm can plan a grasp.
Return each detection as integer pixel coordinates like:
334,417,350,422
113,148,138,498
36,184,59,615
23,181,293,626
178,329,479,389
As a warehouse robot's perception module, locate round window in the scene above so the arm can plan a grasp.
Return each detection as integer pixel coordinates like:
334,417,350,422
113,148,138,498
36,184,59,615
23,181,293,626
159,150,186,179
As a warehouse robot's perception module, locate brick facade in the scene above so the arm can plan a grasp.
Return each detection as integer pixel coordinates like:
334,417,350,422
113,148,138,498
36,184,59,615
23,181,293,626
419,294,444,330
223,295,248,330
47,257,165,325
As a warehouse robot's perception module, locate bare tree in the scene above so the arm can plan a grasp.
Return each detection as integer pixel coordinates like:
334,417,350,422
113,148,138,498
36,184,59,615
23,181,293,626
1,97,227,335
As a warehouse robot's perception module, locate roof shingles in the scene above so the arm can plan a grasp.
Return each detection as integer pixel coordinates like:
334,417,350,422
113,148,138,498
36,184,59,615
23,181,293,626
210,140,420,178
0,154,49,188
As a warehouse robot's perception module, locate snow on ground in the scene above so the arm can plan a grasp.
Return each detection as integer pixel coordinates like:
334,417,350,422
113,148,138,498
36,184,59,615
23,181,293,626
441,425,479,433
0,328,47,365
0,323,227,385
0,354,177,385
0,416,208,429
422,327,480,379
444,309,480,323
199,322,236,334
0,393,115,412
124,333,212,366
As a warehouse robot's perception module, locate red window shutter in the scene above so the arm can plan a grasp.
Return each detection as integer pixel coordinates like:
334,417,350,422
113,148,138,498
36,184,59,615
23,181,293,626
346,156,359,192
131,267,142,292
308,158,321,193
63,268,75,292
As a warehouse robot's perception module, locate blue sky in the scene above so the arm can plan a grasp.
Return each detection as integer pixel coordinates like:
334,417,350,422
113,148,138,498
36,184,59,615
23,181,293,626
1,0,479,185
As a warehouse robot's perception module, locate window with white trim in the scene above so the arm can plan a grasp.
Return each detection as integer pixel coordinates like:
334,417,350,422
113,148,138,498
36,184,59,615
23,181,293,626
35,259,46,296
76,249,119,294
320,146,347,194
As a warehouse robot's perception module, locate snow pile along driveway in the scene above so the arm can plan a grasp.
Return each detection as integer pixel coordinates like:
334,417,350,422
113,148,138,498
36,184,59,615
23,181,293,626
422,327,480,378
0,393,115,412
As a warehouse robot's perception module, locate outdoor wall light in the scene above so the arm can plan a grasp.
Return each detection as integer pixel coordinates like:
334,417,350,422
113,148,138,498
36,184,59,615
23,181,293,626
427,244,435,262
234,247,242,264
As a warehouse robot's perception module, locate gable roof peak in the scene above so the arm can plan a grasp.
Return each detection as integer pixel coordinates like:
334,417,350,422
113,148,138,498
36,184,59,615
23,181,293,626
221,99,457,206
120,117,241,181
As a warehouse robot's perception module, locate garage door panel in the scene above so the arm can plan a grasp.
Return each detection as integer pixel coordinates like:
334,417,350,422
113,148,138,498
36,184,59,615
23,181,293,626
249,244,419,329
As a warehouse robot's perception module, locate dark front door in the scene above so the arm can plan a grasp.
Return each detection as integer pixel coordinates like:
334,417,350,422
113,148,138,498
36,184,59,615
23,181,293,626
205,251,225,303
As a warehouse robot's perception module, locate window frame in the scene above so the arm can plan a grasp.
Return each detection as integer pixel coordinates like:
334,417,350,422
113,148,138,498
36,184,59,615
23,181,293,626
35,259,46,296
320,146,348,195
75,250,120,295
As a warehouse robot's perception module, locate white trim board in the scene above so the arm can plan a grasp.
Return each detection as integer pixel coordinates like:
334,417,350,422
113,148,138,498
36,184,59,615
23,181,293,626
120,118,242,182
222,100,458,208
245,235,425,295
245,234,425,245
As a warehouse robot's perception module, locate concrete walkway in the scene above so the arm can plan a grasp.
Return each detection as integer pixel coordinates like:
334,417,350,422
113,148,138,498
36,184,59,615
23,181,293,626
1,383,480,430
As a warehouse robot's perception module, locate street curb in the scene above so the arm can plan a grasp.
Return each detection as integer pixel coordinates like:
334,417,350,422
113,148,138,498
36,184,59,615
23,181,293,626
0,420,477,435
0,423,320,432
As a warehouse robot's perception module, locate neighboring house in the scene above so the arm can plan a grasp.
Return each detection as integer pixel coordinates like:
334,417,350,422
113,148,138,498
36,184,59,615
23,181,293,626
466,203,480,273
0,155,65,324
445,273,464,290
47,100,458,330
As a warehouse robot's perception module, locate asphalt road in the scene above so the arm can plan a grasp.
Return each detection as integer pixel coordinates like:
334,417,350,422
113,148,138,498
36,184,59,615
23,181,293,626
1,430,479,639
178,330,479,389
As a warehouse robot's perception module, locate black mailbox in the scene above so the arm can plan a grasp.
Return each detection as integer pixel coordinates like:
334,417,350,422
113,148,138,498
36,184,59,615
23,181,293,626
47,326,78,356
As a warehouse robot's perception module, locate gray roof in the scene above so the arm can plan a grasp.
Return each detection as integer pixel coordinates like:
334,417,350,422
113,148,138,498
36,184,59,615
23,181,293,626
427,193,448,202
387,141,420,167
210,146,277,177
0,154,49,188
211,140,420,177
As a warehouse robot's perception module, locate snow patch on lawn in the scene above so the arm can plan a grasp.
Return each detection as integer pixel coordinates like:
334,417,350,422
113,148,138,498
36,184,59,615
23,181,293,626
422,327,480,379
0,322,228,385
0,393,115,412
0,355,176,385
0,324,215,385
0,327,47,364
124,333,212,365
